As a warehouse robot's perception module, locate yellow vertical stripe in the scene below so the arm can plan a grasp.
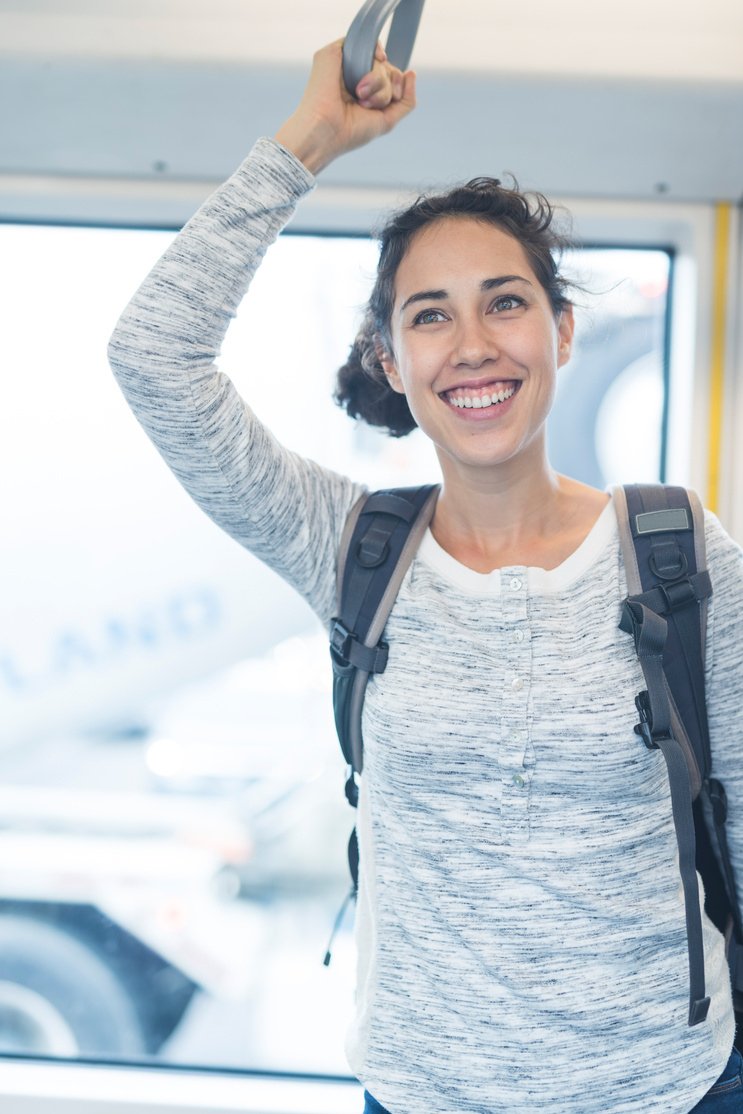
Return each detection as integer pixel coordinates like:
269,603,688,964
707,202,731,514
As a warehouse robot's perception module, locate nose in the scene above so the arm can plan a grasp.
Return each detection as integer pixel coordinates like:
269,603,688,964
450,312,498,369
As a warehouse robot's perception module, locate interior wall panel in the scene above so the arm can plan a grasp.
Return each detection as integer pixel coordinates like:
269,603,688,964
1,59,742,209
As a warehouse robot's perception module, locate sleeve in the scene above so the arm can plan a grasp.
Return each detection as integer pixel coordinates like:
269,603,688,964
107,136,366,627
702,510,743,889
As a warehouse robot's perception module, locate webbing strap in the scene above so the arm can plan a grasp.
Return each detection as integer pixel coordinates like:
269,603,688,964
727,933,743,1005
362,492,420,521
621,597,710,1026
631,571,712,618
705,778,743,943
656,734,711,1026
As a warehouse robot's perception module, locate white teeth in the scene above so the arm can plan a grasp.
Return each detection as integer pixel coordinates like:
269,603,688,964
446,384,517,409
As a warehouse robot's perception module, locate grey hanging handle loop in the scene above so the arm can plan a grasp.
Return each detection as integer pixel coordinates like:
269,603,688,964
342,0,425,97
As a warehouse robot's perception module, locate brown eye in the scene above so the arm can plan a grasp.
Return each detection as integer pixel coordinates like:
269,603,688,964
413,309,445,325
492,295,523,313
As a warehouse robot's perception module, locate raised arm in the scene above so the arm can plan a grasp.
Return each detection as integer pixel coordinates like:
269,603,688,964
107,42,416,625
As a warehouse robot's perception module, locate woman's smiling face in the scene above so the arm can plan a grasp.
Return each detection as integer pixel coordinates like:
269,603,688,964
381,216,574,474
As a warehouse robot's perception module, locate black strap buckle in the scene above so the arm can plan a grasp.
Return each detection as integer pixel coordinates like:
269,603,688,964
330,618,353,663
633,690,673,751
657,577,697,613
329,618,389,675
707,777,728,825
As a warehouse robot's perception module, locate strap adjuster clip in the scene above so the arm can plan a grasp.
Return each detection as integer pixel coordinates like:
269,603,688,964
330,618,355,674
330,618,352,658
657,577,696,614
707,777,728,825
329,618,389,675
633,690,673,750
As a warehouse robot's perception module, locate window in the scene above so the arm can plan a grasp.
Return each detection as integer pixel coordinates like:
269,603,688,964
0,222,671,1078
551,247,671,487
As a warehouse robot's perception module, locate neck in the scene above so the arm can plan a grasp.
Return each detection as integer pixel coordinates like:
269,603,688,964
430,441,608,573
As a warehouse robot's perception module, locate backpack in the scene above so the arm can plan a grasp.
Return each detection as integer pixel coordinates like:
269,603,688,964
327,481,743,1028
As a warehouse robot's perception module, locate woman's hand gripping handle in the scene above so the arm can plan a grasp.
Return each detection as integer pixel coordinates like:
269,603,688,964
273,39,416,176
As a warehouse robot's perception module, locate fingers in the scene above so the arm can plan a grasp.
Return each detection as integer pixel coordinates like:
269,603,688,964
355,59,406,110
379,69,417,129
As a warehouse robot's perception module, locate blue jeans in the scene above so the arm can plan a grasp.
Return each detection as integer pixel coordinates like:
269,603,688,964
363,1093,391,1114
363,1048,743,1113
690,1046,743,1111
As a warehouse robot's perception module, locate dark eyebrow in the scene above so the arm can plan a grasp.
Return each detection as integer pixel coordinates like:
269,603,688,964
481,275,533,292
399,288,447,314
400,275,533,315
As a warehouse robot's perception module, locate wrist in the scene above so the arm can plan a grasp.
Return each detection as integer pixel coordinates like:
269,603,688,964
273,113,340,176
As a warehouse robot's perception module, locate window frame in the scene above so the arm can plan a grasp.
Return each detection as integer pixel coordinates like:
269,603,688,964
0,174,734,1112
546,194,716,505
0,1058,363,1113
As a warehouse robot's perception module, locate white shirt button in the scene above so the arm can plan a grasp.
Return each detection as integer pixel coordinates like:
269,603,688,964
512,774,525,788
510,577,523,592
513,629,525,643
511,677,524,692
509,728,522,742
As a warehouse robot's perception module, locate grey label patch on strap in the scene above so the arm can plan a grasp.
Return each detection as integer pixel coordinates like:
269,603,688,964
635,509,690,535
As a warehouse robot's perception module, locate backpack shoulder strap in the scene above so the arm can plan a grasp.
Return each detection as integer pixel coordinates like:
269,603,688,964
330,484,440,777
615,482,715,1026
615,484,711,788
324,484,439,961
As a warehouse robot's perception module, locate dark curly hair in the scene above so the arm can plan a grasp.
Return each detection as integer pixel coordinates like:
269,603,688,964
335,177,575,437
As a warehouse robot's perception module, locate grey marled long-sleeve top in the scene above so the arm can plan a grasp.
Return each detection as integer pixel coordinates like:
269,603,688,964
108,137,743,1114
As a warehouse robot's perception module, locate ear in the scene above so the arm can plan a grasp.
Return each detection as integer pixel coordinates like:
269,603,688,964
556,305,575,368
375,334,406,395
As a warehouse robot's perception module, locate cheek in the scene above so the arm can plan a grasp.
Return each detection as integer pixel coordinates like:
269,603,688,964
395,342,440,393
513,320,556,361
521,328,561,391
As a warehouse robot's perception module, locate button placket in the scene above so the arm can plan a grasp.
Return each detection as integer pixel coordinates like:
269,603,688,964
500,568,531,834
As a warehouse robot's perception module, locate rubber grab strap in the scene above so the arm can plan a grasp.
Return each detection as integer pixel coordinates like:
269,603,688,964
342,0,425,96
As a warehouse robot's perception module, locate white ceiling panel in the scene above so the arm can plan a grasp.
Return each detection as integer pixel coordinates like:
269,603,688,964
1,0,742,83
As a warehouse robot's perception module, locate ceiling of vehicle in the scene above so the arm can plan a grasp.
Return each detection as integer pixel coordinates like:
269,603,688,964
2,0,742,83
1,1,742,212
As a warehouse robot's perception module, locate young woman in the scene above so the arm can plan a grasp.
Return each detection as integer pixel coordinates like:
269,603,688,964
108,38,743,1114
